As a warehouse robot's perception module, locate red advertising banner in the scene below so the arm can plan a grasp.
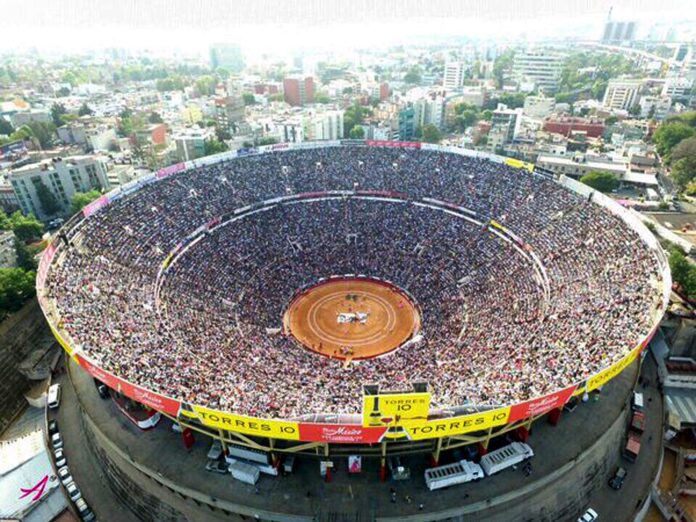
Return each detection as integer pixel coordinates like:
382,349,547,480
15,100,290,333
76,354,181,417
508,385,577,423
298,423,388,443
366,140,421,149
36,242,57,289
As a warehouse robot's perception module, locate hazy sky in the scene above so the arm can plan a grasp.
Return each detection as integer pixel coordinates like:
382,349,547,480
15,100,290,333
0,0,694,55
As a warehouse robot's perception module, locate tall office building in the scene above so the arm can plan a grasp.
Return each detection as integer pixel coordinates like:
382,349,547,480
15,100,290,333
283,76,315,106
603,79,643,111
443,62,465,90
601,20,637,44
512,51,564,93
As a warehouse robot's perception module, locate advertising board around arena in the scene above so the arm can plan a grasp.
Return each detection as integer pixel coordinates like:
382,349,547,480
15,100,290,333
362,392,431,428
504,158,535,172
184,406,300,440
405,407,511,441
49,323,74,358
298,423,389,443
366,140,421,149
82,195,110,218
155,162,186,179
508,385,577,423
586,344,643,392
74,354,181,417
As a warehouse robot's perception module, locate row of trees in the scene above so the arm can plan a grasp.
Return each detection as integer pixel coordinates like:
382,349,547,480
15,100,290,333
653,112,696,192
0,210,44,319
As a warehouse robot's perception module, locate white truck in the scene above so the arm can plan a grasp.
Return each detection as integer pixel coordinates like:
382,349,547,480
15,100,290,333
480,442,534,476
228,460,260,485
425,459,484,491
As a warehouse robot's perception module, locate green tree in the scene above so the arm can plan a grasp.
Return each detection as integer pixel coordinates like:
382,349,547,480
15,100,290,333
215,67,230,80
579,171,619,193
26,121,56,148
148,112,164,124
15,239,38,271
50,103,67,126
242,93,256,106
315,93,331,104
35,181,61,215
403,66,422,85
421,124,442,143
70,190,102,215
195,75,217,96
492,49,515,89
672,157,696,189
0,117,13,135
349,125,365,139
257,137,278,146
0,267,36,315
0,209,11,230
653,122,695,161
215,126,232,141
9,212,43,241
668,247,696,299
204,138,228,156
78,103,94,116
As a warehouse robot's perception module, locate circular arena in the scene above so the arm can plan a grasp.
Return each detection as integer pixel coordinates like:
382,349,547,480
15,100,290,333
38,142,669,447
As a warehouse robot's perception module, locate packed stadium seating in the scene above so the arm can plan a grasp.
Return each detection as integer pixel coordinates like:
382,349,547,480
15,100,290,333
44,147,663,419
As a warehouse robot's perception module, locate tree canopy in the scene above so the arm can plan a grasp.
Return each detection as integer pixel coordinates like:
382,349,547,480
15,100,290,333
70,190,102,215
668,246,696,300
653,121,695,161
0,267,36,317
579,171,619,193
7,211,43,242
349,125,365,139
421,124,442,144
78,103,94,116
204,138,228,156
670,136,696,189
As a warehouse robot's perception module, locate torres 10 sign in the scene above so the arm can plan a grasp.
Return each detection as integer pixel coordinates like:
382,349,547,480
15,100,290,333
362,392,431,427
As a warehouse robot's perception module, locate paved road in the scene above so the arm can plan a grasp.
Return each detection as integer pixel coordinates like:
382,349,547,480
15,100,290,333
51,363,140,522
584,351,663,521
60,350,648,521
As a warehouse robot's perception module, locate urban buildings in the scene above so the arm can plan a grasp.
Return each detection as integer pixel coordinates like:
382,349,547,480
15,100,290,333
523,95,556,119
283,76,315,106
443,62,465,90
512,50,564,93
214,96,245,133
543,117,606,139
601,20,638,44
0,230,16,268
173,127,215,162
8,155,111,220
603,79,643,111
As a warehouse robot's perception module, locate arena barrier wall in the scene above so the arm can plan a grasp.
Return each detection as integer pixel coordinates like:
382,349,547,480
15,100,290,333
37,140,671,444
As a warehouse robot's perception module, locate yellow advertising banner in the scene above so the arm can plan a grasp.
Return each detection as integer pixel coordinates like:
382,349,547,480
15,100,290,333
49,323,74,357
187,406,300,440
586,345,642,392
362,392,431,427
406,407,511,441
504,158,534,172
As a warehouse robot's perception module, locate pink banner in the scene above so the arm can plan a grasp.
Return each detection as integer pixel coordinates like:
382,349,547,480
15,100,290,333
82,195,110,218
155,163,186,179
366,140,421,149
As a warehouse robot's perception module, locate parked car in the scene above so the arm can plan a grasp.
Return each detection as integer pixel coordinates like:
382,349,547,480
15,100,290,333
75,498,96,522
205,459,229,474
48,420,59,435
47,218,65,230
51,433,63,450
54,448,67,468
609,467,627,490
48,383,61,409
577,508,598,522
65,481,82,502
57,466,73,486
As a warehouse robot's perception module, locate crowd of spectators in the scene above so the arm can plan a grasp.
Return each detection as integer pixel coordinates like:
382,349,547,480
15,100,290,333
44,146,664,419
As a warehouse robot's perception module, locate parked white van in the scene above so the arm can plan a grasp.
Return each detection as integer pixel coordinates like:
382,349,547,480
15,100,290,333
480,442,534,476
632,391,644,411
48,384,61,409
425,459,484,491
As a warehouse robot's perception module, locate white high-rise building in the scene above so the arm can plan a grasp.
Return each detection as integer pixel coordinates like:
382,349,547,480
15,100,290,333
443,62,465,90
8,155,111,220
603,79,643,111
512,51,564,93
